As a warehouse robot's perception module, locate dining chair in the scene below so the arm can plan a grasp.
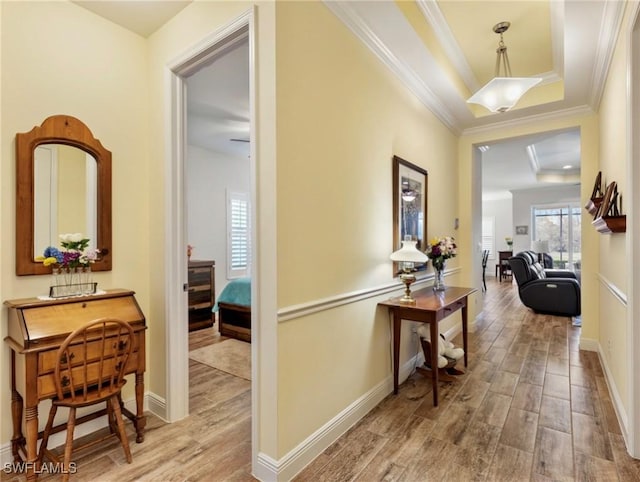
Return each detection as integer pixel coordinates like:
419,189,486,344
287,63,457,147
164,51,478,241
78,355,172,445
38,318,134,481
481,250,489,291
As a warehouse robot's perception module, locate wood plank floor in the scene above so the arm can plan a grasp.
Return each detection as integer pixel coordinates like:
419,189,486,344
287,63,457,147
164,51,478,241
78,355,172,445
5,278,640,481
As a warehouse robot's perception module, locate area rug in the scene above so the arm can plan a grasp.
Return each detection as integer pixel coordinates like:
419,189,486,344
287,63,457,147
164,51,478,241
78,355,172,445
189,339,251,380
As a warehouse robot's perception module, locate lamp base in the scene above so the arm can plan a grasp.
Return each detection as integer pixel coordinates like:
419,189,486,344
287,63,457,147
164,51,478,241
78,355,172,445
399,272,417,303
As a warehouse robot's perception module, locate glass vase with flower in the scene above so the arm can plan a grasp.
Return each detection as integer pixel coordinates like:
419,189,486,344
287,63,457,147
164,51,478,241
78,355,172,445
36,233,100,297
425,236,457,291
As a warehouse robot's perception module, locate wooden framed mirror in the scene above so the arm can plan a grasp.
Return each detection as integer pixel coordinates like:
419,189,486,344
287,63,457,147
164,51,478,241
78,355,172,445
16,115,112,275
392,155,428,275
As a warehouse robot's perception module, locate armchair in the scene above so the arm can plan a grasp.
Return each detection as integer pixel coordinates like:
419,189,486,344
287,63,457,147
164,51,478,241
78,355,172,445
508,251,580,317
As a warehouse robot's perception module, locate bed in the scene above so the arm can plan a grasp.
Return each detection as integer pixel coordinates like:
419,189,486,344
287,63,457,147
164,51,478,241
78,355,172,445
214,277,251,342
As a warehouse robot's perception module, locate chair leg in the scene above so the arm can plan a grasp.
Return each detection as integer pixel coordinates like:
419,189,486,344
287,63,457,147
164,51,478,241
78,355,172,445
62,407,76,482
38,404,58,465
110,395,132,463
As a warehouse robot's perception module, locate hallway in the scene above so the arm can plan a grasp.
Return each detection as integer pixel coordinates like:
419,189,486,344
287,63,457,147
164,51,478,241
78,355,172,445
295,279,640,481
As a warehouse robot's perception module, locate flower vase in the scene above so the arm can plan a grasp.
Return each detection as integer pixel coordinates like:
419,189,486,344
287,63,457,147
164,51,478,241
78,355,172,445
79,265,93,294
51,268,61,296
64,267,81,296
433,264,446,291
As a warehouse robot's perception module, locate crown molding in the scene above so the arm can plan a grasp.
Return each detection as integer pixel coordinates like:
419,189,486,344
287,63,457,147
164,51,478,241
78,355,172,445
323,0,460,134
550,0,565,79
462,104,595,137
415,0,479,93
589,0,626,110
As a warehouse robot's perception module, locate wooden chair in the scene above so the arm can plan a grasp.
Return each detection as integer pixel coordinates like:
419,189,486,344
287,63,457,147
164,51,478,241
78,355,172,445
38,319,134,480
481,250,489,291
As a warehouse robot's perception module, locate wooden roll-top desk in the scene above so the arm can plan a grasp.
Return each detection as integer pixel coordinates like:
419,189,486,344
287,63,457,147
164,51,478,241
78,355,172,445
4,289,147,481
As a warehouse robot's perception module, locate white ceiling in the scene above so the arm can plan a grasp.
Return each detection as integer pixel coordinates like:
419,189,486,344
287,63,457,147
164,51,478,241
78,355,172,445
186,41,250,159
73,1,192,38
72,1,624,197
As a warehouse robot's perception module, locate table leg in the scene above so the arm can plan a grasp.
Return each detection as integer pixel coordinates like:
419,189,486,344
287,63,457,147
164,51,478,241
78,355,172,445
462,302,468,367
10,350,25,462
25,404,39,481
430,321,439,406
134,372,146,443
392,313,401,395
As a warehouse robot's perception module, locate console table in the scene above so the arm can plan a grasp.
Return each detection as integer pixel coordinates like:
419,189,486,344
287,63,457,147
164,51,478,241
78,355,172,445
379,286,476,406
4,289,147,481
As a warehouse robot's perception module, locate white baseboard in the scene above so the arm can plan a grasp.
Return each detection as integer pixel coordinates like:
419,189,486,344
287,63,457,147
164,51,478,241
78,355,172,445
147,391,167,422
595,342,630,444
253,355,419,481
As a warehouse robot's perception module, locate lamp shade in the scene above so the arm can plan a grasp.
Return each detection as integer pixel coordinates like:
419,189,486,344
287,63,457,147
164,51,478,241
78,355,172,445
390,240,428,263
467,77,542,113
531,240,549,253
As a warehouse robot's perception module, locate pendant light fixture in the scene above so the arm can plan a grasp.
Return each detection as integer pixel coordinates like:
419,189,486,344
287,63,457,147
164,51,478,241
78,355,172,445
467,22,542,113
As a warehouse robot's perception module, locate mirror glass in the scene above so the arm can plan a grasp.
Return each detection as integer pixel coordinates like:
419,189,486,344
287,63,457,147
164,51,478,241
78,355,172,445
16,114,112,275
34,144,98,259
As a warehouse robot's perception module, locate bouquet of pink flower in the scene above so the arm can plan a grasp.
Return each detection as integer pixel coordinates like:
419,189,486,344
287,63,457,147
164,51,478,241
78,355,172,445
425,236,457,271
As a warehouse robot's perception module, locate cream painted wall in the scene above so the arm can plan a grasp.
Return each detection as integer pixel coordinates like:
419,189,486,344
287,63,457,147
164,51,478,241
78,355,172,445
275,2,459,456
596,1,634,416
0,1,149,446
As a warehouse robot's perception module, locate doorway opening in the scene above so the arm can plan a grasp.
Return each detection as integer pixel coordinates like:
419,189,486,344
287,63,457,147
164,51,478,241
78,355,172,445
164,9,258,472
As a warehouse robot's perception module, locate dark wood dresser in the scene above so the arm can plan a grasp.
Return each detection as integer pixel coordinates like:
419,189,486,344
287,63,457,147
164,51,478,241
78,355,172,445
4,289,147,481
188,260,215,331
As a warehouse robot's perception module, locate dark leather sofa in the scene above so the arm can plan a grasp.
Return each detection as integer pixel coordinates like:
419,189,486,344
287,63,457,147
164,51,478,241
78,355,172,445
508,251,580,317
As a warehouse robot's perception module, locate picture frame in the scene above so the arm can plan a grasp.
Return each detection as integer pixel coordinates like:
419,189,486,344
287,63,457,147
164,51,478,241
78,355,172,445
515,225,528,235
392,155,428,274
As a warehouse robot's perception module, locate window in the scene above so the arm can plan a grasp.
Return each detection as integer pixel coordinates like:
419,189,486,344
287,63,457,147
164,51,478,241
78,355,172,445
482,216,495,258
531,204,581,269
227,191,251,279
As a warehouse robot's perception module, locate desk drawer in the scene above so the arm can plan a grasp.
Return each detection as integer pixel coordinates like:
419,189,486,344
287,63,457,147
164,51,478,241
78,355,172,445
38,332,142,373
37,352,139,399
444,300,466,313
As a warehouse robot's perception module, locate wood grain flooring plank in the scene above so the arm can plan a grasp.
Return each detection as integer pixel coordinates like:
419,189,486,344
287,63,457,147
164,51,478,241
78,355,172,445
610,432,640,481
574,451,619,482
539,395,572,433
520,362,547,386
501,353,525,374
572,412,614,461
533,426,574,480
546,356,570,376
543,373,571,400
485,443,534,482
570,365,597,389
455,377,491,408
499,408,539,453
476,391,512,428
489,370,519,396
571,384,598,417
468,359,498,383
429,402,477,445
512,382,543,413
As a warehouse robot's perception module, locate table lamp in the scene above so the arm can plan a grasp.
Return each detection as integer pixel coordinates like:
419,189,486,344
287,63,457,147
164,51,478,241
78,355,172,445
390,238,428,303
531,240,549,264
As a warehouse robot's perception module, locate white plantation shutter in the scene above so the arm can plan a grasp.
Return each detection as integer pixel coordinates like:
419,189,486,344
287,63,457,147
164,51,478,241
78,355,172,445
482,216,495,258
227,191,251,278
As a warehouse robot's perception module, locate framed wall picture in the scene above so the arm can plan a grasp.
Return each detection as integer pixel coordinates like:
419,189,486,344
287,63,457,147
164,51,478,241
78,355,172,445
515,225,528,235
392,155,428,273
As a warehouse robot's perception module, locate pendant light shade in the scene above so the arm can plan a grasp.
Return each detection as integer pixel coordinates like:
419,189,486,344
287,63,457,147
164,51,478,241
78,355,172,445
467,22,542,113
